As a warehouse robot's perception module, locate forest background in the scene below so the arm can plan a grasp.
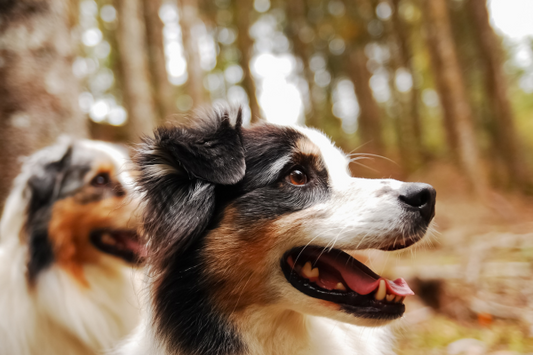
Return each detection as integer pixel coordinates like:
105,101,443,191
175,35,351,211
1,0,533,353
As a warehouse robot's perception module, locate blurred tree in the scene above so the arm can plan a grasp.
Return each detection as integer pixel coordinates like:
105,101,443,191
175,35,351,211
0,0,529,201
389,0,424,170
114,0,157,140
177,0,206,107
347,46,385,155
144,0,177,121
466,0,530,191
0,0,87,210
285,0,318,128
422,0,489,195
386,44,413,173
234,0,261,123
290,0,344,145
343,0,384,155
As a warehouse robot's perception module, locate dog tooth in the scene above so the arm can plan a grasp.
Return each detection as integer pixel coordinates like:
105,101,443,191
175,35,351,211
334,283,346,291
393,295,402,303
302,262,313,278
102,234,116,245
399,296,405,303
374,280,386,301
302,262,320,279
386,294,395,302
310,267,319,278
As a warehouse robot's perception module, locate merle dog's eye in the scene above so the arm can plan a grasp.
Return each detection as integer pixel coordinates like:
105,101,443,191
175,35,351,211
91,173,110,187
288,169,308,186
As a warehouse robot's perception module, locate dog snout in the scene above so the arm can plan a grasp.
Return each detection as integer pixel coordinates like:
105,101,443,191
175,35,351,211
398,183,436,223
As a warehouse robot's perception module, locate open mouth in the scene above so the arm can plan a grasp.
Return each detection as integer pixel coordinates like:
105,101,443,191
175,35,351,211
281,246,414,320
90,229,146,264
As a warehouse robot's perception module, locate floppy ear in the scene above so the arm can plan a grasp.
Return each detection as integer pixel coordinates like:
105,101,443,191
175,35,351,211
26,144,74,282
135,108,246,264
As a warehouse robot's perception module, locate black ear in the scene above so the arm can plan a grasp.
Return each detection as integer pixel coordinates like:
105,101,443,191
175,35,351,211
136,108,246,264
26,144,73,282
27,145,73,212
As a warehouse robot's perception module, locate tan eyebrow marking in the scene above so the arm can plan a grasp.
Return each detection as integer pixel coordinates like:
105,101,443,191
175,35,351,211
295,137,321,157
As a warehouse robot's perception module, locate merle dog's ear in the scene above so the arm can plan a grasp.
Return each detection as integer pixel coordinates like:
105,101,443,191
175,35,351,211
27,145,73,211
136,108,246,263
26,144,73,282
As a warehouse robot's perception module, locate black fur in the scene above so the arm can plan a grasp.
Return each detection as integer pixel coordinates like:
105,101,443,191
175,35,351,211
231,125,330,223
137,108,332,355
136,109,246,260
151,240,244,355
136,109,246,355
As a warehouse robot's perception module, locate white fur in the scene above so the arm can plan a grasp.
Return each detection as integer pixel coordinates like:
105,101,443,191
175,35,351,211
0,140,141,355
292,126,415,252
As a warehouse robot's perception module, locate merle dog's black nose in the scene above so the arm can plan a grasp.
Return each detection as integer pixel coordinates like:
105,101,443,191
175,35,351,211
399,183,436,223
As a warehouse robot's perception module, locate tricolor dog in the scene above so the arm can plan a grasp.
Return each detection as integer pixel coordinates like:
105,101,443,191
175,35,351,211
0,139,144,355
118,107,436,355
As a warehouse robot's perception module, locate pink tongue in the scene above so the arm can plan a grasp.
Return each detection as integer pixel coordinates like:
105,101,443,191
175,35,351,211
118,234,148,258
126,239,148,258
318,253,414,297
343,277,414,296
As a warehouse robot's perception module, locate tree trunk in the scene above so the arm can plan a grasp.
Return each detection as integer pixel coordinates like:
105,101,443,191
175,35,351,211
286,0,318,128
114,0,157,141
387,54,412,174
466,0,530,190
144,0,176,122
234,0,261,123
390,0,424,169
422,0,488,195
347,46,384,155
422,7,458,161
177,0,205,107
0,0,87,209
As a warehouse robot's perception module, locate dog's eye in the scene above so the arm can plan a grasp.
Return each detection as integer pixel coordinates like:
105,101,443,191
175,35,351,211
91,173,110,187
288,169,308,186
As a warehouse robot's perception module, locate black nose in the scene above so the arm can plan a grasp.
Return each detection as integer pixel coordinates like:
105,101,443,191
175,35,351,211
398,183,436,223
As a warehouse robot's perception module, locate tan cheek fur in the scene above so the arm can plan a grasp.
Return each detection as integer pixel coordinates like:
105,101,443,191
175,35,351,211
47,194,136,286
202,205,335,316
203,222,278,314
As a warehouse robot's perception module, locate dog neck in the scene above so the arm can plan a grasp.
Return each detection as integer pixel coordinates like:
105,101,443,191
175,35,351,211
234,305,389,355
235,307,312,355
146,295,387,355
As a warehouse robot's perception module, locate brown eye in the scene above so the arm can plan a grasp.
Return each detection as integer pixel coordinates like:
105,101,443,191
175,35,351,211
288,169,308,186
91,173,110,187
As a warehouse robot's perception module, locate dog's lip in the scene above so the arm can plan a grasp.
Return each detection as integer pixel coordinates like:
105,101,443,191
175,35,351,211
378,234,423,251
281,246,411,319
90,229,146,264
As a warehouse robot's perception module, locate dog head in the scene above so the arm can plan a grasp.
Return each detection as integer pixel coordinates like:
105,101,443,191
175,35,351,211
136,108,436,353
0,138,144,286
